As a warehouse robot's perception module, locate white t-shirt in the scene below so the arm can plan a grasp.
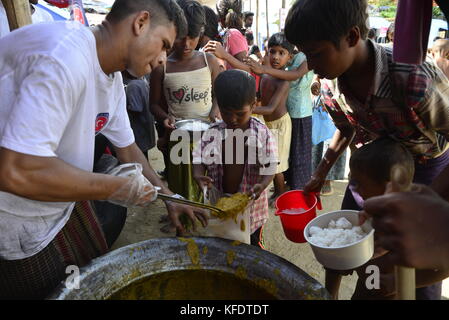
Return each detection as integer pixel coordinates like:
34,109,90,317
0,21,135,260
0,3,54,38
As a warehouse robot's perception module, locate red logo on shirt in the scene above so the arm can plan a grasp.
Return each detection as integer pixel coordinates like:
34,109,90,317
95,113,109,134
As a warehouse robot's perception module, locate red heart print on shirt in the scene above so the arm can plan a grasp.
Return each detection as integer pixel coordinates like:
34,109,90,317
173,88,186,103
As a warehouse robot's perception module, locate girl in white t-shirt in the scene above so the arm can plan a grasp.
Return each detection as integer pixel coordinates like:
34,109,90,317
150,0,222,219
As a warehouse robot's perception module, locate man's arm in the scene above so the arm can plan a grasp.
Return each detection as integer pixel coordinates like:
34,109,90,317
114,143,173,196
304,125,355,194
362,184,449,271
207,53,222,121
114,143,208,232
0,147,126,202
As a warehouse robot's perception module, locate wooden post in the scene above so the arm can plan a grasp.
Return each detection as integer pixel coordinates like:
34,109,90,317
2,0,32,31
265,0,269,40
390,165,416,300
256,0,259,46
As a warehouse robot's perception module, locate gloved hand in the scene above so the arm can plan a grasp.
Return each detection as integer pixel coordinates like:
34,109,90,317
106,163,157,208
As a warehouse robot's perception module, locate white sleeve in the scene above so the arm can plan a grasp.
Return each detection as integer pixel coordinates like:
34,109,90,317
101,87,135,148
0,2,10,38
0,56,76,157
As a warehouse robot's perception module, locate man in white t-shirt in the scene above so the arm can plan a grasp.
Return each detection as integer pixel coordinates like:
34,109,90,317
0,0,207,299
0,0,53,38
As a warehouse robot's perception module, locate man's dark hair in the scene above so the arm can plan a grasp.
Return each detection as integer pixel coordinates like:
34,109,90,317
107,0,188,39
216,0,243,31
177,0,206,38
244,11,254,20
203,5,220,40
214,70,256,110
268,32,295,54
349,138,415,186
285,0,369,49
368,28,376,40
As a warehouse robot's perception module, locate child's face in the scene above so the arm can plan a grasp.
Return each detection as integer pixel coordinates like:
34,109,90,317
300,38,354,80
173,36,201,56
268,45,292,70
350,170,386,201
220,102,255,130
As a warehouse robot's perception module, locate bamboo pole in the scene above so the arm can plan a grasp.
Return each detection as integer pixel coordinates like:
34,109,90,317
265,0,269,40
256,0,259,46
390,165,416,300
2,0,32,31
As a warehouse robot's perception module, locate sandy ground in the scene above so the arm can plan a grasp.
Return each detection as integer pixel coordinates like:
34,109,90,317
111,147,449,300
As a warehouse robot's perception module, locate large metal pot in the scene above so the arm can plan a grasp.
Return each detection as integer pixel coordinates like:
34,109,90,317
48,237,330,300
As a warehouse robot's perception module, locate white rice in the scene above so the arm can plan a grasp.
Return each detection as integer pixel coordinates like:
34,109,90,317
308,217,367,248
178,122,210,132
281,208,306,214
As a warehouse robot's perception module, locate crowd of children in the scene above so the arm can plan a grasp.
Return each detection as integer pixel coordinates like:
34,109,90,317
142,0,449,300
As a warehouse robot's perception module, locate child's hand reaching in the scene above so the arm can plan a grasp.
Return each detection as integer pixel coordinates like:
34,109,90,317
194,175,214,191
204,41,227,60
244,57,265,75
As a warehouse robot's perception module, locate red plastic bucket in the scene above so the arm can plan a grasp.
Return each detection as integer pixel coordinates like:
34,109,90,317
275,190,322,243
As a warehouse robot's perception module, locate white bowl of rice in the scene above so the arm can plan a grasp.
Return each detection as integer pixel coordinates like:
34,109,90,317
304,210,375,270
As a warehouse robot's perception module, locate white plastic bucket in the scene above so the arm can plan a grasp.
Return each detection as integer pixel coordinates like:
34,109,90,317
304,210,375,270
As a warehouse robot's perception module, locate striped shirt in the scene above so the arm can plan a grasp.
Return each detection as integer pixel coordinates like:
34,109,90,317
193,117,278,233
322,40,449,161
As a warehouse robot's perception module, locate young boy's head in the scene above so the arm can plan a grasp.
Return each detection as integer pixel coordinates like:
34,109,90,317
284,0,369,79
267,32,294,70
214,70,256,129
431,39,449,60
349,138,415,200
174,0,206,55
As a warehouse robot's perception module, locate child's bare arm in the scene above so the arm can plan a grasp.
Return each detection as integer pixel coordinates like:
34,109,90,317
204,41,253,73
246,58,309,81
150,65,169,122
305,125,356,194
254,81,290,116
207,53,222,121
259,173,275,191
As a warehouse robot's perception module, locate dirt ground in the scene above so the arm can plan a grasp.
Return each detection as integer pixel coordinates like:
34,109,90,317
111,147,449,300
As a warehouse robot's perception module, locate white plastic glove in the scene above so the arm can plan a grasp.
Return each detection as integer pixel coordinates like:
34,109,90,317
106,163,157,208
